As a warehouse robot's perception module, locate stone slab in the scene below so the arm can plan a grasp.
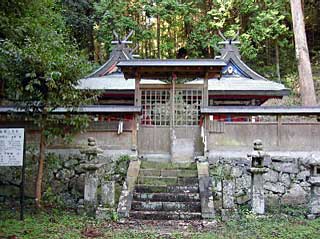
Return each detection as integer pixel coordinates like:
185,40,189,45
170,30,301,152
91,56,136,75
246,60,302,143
117,160,141,218
171,138,194,163
101,181,115,207
222,180,235,209
197,162,215,219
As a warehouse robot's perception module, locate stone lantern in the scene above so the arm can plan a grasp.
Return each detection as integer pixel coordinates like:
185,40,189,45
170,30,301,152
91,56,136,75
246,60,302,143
80,137,104,216
247,139,268,215
307,154,320,219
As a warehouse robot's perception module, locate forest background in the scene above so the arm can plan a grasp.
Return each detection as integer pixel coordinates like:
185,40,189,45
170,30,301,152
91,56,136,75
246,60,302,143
1,0,320,102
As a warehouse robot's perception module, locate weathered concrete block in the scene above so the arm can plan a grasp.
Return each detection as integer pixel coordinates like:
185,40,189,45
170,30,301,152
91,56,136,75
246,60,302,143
171,138,194,163
198,162,215,219
101,181,115,207
84,173,99,203
251,173,265,214
222,180,235,209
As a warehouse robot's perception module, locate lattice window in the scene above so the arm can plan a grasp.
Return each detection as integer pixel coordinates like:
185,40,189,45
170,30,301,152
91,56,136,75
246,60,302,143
141,89,202,126
174,89,202,126
141,89,171,126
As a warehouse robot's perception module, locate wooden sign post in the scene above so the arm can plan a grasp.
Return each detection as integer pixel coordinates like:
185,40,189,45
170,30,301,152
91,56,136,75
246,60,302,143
0,128,26,220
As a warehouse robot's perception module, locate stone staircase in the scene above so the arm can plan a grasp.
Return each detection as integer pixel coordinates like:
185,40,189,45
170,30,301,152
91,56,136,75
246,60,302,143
129,161,202,220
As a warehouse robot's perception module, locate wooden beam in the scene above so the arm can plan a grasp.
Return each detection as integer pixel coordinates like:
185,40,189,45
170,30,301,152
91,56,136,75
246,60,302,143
140,84,203,90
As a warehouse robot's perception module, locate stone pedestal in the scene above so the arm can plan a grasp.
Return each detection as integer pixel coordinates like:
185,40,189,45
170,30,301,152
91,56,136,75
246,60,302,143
247,140,268,215
84,172,99,216
80,137,104,217
249,167,268,215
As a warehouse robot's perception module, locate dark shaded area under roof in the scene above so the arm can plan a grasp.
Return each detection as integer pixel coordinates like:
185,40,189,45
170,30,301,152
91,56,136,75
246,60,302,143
117,59,226,79
0,105,141,114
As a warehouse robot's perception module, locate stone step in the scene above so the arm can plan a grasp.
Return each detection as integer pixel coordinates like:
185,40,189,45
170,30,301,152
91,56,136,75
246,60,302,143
130,211,202,220
133,192,200,202
140,161,197,170
131,201,201,212
137,176,199,186
135,185,199,194
139,169,198,177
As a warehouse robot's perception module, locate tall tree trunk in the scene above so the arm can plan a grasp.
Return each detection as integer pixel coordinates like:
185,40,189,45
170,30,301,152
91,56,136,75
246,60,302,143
275,42,281,82
157,14,161,58
35,127,46,208
290,0,317,106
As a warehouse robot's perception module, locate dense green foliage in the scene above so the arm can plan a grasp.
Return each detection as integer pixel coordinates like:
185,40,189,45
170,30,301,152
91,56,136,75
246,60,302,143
1,0,320,88
89,0,319,81
1,207,320,238
0,0,94,140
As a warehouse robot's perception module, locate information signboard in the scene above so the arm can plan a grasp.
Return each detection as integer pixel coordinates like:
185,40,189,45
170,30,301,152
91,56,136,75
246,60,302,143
0,128,24,166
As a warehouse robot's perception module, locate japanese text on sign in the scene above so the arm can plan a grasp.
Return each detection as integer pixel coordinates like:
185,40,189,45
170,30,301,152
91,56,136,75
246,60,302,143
0,128,24,166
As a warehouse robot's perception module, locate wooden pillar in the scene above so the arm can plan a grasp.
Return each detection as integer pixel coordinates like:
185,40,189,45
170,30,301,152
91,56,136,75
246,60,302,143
134,74,141,107
203,73,209,157
169,78,176,158
276,115,282,147
132,74,141,152
131,116,138,151
203,72,209,107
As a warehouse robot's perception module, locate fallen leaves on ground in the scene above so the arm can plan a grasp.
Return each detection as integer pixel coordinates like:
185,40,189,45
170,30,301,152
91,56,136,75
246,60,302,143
82,227,103,238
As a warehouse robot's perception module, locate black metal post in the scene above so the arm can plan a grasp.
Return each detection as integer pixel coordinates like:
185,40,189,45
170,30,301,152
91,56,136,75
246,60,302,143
20,128,26,221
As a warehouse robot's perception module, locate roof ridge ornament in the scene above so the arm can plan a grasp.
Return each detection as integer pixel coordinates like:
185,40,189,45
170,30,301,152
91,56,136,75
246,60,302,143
85,30,138,77
111,30,134,45
217,30,241,59
218,30,240,45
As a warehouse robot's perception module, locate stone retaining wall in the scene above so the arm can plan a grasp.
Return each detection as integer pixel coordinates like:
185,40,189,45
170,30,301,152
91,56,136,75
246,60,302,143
209,152,319,210
0,151,130,208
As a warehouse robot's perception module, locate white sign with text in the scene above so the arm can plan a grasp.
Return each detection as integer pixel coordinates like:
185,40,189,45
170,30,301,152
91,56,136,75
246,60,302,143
0,128,24,166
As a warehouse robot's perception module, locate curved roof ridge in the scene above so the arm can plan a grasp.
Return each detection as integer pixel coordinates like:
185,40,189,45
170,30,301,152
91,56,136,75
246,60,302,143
220,44,268,81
